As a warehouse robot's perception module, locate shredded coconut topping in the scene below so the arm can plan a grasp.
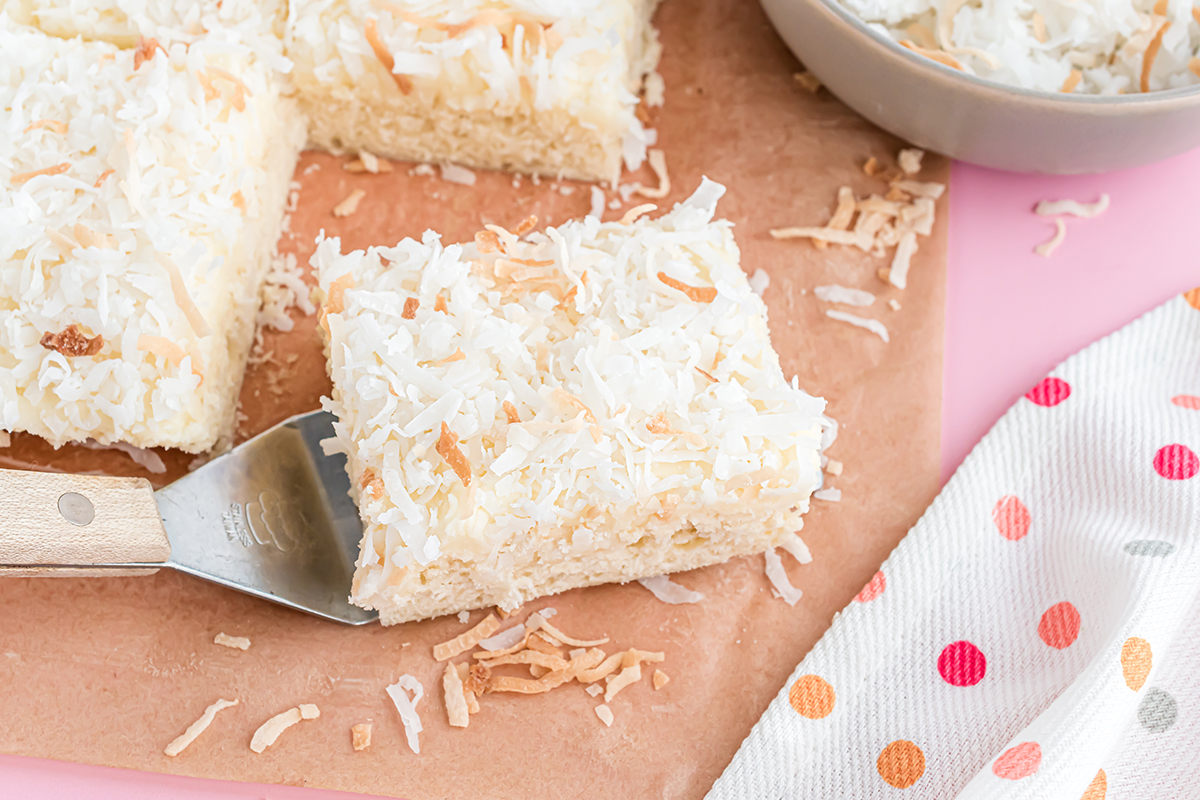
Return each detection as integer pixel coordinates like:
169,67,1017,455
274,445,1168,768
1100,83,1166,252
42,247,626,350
637,574,705,604
825,310,890,343
814,285,875,307
763,547,803,606
1035,219,1068,257
1035,194,1111,218
164,698,238,757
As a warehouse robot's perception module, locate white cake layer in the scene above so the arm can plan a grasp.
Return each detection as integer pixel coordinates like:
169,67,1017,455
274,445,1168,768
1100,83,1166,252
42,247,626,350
316,179,826,624
0,13,306,452
287,0,661,182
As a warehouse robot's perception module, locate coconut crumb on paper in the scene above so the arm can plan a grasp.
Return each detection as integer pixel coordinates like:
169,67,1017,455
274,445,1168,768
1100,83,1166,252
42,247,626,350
793,70,822,93
813,487,842,502
440,163,477,186
888,232,919,289
825,459,844,476
333,189,366,217
249,704,319,754
457,611,470,624
588,185,606,219
814,285,874,307
889,299,902,311
653,670,670,690
763,548,804,606
343,152,392,174
825,310,890,343
604,663,642,702
748,269,770,297
351,723,372,751
779,532,814,565
442,663,470,728
386,675,425,754
434,614,500,660
595,704,615,727
637,575,705,605
631,149,670,199
1035,195,1110,218
213,633,250,651
1035,219,1067,257
897,148,924,175
585,683,604,697
410,163,436,177
164,698,238,757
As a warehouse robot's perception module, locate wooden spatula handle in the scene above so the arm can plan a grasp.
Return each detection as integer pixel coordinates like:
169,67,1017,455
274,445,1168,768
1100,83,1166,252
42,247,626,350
0,468,170,576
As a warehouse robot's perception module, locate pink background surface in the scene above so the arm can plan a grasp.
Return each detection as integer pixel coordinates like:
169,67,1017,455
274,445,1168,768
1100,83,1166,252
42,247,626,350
2,148,1198,799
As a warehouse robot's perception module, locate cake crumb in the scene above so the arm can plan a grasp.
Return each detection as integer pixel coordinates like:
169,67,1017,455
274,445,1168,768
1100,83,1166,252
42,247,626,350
213,632,250,651
351,723,372,751
457,611,471,624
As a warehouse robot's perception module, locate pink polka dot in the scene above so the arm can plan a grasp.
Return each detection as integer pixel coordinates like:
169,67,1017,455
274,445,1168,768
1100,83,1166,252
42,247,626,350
854,571,886,603
938,640,987,687
1171,395,1200,410
992,742,1041,780
1154,444,1199,480
1038,601,1081,649
1026,377,1071,407
992,496,1031,542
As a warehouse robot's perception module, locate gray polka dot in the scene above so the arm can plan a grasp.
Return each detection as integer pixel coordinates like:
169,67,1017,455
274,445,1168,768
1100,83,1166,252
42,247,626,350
1124,540,1176,557
1138,688,1178,733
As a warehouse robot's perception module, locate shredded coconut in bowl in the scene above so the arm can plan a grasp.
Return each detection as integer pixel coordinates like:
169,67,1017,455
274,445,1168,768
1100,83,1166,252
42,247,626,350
839,0,1200,95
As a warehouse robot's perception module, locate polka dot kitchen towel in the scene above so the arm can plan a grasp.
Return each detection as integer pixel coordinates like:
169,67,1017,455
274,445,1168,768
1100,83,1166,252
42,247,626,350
708,288,1200,799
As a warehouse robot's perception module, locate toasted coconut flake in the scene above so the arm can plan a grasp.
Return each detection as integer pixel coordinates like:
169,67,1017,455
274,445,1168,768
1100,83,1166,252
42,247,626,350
1035,219,1067,257
1141,20,1170,93
156,254,211,338
24,119,67,135
657,271,717,303
514,215,538,235
72,223,111,250
525,632,565,658
825,310,890,342
585,684,604,697
478,650,569,671
637,574,705,604
631,149,670,199
436,421,473,486
137,335,185,366
793,70,822,93
12,162,69,186
456,663,481,713
1190,57,1200,78
250,705,318,753
531,614,608,648
365,18,413,93
41,325,103,357
557,285,578,310
1032,12,1047,42
828,187,857,232
575,652,623,684
344,151,392,174
386,675,424,754
402,297,419,319
133,36,165,70
876,267,892,284
502,401,521,424
475,229,502,253
764,547,803,606
645,412,705,448
595,704,615,726
553,389,603,443
1035,194,1110,218
206,67,249,111
351,723,373,751
497,604,521,620
434,613,499,660
899,40,963,70
814,487,841,502
442,663,470,728
437,348,465,365
863,156,880,176
325,273,355,314
620,203,657,225
93,168,115,188
604,663,642,702
888,232,919,289
195,69,220,101
333,188,367,218
825,459,844,476
214,632,250,650
769,226,861,246
814,285,875,307
891,180,945,199
164,698,238,757
897,149,924,175
487,670,572,694
434,294,448,313
359,468,385,499
1061,69,1082,93
653,670,670,690
463,663,491,696
696,367,717,384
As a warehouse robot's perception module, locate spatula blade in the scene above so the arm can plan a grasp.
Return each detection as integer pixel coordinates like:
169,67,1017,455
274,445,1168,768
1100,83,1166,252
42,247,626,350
155,412,377,625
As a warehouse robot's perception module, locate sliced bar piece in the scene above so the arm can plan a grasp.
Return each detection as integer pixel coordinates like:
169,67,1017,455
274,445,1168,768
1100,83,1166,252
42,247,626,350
0,14,305,452
286,0,662,182
315,179,826,625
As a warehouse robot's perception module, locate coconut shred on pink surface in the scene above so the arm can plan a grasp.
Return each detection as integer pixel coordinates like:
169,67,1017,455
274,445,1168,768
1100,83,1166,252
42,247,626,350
2,147,1199,799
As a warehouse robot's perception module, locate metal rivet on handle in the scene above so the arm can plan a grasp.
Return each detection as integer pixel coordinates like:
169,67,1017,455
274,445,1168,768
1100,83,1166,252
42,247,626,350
58,492,95,526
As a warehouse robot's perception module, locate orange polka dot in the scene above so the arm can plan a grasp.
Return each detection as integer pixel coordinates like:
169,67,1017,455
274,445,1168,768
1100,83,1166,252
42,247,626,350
789,674,835,719
1184,287,1200,311
1121,637,1152,690
1081,769,1107,800
877,740,925,789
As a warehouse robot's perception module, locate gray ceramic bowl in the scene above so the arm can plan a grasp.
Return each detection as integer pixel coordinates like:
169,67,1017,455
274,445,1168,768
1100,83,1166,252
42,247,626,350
761,0,1200,173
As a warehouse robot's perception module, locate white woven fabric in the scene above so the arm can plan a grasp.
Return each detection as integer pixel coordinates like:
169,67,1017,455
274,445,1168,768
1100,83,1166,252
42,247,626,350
709,289,1200,799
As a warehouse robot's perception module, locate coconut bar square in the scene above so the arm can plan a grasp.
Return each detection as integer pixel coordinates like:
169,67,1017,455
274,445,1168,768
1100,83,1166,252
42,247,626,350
315,180,826,625
286,0,662,182
0,13,305,452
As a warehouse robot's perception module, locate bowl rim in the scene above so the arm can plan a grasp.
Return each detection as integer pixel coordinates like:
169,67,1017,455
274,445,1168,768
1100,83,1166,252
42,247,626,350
813,0,1200,107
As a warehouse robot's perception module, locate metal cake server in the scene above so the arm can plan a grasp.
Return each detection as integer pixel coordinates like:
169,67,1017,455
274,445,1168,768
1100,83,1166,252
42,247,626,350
0,411,376,625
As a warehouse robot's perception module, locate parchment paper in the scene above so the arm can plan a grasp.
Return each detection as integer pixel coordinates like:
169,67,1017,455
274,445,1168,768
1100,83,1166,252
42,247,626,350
0,0,948,796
